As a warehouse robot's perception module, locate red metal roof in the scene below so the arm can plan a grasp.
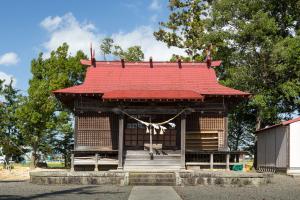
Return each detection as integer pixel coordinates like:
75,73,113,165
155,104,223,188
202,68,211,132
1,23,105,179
102,90,204,100
282,117,300,125
256,116,300,133
53,61,249,100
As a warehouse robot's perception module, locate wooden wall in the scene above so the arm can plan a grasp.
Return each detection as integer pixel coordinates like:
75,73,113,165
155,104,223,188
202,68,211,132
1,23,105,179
186,112,227,151
75,112,119,150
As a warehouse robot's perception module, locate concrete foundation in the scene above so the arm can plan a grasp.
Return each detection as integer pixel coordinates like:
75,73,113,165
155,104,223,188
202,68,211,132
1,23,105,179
30,170,273,186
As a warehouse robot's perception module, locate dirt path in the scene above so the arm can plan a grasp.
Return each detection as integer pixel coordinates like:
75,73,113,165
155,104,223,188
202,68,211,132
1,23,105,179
0,165,66,181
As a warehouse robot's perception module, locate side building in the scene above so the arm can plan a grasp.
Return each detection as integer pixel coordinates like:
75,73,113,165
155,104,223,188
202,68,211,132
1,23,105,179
256,117,300,175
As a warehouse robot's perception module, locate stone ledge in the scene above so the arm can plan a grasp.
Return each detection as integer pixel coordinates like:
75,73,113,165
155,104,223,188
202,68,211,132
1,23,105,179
30,170,273,186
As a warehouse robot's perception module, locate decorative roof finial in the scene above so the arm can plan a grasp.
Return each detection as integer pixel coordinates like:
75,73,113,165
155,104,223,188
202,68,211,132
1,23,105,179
90,43,96,67
205,43,213,68
149,56,153,68
177,56,182,69
121,58,125,68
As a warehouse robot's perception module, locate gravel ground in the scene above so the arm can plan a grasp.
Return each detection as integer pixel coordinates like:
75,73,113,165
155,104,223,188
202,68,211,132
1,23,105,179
0,175,299,200
174,175,300,200
0,181,132,200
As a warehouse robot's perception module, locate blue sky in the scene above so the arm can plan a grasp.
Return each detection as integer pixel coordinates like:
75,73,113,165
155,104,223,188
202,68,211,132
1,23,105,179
0,0,185,93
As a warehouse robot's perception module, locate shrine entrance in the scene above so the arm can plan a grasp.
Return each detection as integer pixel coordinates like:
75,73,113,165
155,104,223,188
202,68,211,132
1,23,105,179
124,115,179,150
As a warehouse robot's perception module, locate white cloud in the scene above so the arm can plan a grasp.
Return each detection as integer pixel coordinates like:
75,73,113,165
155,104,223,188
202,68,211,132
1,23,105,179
149,0,162,11
0,52,19,65
112,26,186,61
40,13,185,61
41,13,103,57
40,16,62,31
0,71,16,86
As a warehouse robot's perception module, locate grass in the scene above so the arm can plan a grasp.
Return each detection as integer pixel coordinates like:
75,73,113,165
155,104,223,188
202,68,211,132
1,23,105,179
1,162,66,169
46,162,65,168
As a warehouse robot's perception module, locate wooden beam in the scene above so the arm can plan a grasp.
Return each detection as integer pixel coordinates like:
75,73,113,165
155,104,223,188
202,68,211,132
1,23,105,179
181,114,186,169
118,115,124,170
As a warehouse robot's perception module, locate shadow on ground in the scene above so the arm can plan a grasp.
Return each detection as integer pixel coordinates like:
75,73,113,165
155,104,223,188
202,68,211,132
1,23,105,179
0,184,130,200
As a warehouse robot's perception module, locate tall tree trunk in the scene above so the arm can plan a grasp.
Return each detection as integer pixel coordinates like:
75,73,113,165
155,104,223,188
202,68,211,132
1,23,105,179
255,115,262,131
254,113,262,169
30,148,38,169
4,154,11,166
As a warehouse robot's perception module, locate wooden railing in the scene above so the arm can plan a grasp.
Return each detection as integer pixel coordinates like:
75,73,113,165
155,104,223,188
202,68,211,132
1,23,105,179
70,150,118,171
186,150,248,171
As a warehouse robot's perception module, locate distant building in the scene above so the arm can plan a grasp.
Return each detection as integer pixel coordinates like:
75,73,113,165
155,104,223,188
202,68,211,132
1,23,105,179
256,117,300,175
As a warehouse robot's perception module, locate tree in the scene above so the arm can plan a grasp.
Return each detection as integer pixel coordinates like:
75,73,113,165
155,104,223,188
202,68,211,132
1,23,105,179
16,43,87,168
51,112,74,167
154,0,211,59
100,37,144,61
113,45,144,61
100,37,114,61
0,80,24,165
228,102,256,152
155,0,300,151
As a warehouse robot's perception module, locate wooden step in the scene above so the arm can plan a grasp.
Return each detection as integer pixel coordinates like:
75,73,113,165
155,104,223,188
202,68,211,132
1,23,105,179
125,160,180,166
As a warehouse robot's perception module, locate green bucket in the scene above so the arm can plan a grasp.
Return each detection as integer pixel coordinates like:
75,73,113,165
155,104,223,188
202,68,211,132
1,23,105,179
231,164,243,171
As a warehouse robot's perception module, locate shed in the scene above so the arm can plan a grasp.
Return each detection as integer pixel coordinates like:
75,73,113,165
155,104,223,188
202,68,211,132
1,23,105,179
256,117,300,174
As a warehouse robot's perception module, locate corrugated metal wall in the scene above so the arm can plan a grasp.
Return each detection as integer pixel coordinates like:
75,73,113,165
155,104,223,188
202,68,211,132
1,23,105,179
257,126,288,170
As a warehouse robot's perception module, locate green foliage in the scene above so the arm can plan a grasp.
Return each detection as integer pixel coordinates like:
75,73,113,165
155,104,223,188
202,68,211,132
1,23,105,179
0,80,24,164
100,37,114,61
154,0,211,58
100,37,144,61
16,43,87,167
113,45,144,61
158,0,300,151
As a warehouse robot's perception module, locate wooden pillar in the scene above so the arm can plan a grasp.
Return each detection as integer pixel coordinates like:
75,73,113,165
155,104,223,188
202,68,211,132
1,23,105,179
210,153,214,170
118,115,124,170
95,153,99,171
71,153,74,172
226,153,230,171
180,114,186,170
149,127,153,158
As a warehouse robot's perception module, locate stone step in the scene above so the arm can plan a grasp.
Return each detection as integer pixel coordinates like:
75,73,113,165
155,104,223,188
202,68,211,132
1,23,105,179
125,155,180,159
124,158,181,162
130,178,176,182
124,160,181,166
124,165,181,170
129,173,175,179
126,150,180,155
128,172,176,186
128,182,176,186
